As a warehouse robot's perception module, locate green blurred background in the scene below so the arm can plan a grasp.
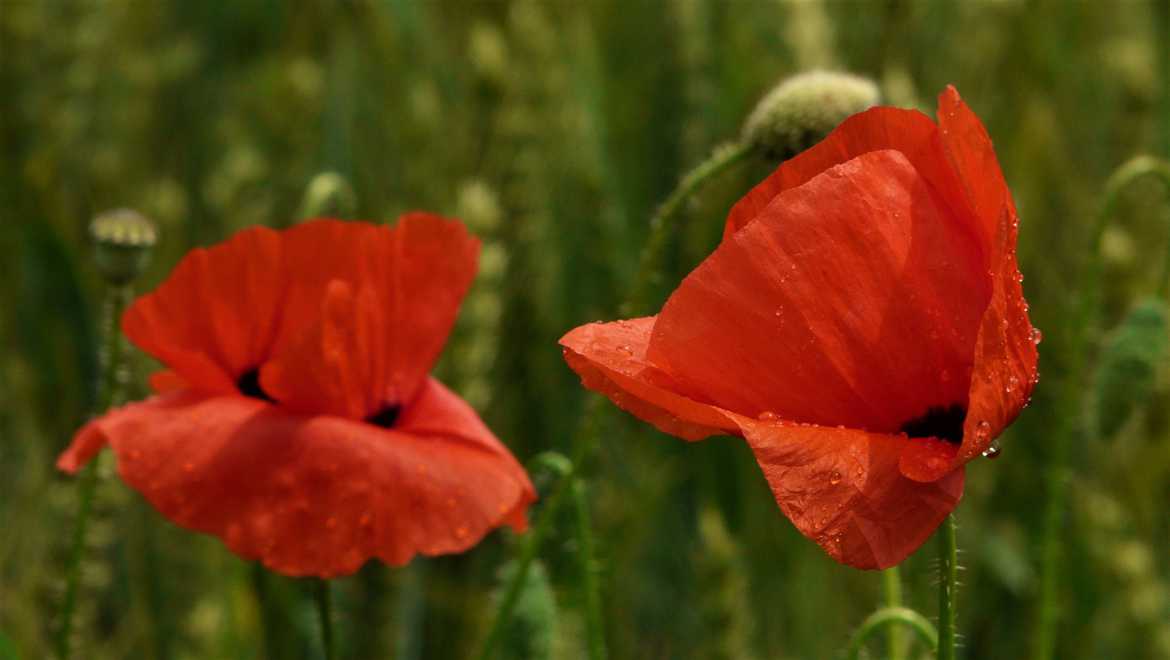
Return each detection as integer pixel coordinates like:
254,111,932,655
3,1,1170,658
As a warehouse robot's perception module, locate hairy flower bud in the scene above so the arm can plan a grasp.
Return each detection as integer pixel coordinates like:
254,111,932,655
742,70,880,160
89,209,157,285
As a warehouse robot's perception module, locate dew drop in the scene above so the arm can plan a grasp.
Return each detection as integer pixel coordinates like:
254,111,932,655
325,517,337,529
829,470,842,485
182,462,194,473
1030,327,1043,345
974,419,992,442
982,440,1002,460
617,344,633,355
757,411,780,422
1016,272,1025,283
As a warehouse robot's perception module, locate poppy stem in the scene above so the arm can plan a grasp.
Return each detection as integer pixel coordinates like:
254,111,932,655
315,579,335,660
844,607,938,660
1033,155,1170,660
937,515,958,660
882,567,905,660
571,478,607,660
56,284,133,660
621,141,752,317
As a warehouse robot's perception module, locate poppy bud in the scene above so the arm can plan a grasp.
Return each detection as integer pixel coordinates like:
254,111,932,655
1094,298,1169,438
492,559,558,660
298,171,356,219
89,208,157,285
741,70,880,160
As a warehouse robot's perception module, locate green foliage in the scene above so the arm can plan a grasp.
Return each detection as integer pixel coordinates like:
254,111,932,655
1094,298,1170,438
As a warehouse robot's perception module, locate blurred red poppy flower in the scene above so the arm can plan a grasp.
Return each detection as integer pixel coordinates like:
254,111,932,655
560,87,1038,569
60,215,536,578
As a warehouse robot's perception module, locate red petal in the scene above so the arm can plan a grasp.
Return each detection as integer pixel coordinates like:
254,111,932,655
936,87,1039,464
260,281,390,419
559,317,740,440
649,149,989,434
272,215,480,405
122,226,286,393
723,106,963,240
736,416,964,569
56,381,534,578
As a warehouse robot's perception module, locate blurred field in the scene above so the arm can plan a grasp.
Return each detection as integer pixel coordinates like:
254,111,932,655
3,1,1170,658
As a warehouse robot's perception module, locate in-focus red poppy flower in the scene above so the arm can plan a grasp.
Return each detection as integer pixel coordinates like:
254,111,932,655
60,215,536,578
560,87,1038,569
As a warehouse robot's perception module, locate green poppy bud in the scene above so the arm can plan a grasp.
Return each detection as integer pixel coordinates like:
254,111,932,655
1095,298,1169,437
89,209,157,285
742,70,880,160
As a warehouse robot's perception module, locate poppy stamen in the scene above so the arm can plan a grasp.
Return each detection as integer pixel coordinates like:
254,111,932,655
900,404,966,445
367,405,401,429
236,369,274,403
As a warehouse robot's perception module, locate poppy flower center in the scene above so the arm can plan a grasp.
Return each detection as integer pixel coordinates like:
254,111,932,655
366,406,401,429
899,404,966,445
237,369,274,403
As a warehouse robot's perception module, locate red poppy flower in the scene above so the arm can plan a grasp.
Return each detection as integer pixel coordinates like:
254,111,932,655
560,87,1038,569
59,215,536,578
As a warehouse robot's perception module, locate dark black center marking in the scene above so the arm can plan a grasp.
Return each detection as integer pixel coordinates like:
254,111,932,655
900,404,966,445
237,368,274,402
366,405,401,429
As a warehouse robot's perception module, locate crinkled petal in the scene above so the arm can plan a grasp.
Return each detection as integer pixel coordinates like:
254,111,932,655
559,317,741,440
936,87,1039,468
122,226,286,393
735,415,964,569
56,380,534,578
649,150,989,435
723,106,970,241
260,280,390,419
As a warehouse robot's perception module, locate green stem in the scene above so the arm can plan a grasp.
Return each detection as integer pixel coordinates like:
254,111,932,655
937,515,958,660
572,479,606,660
620,141,753,317
481,143,751,660
1033,155,1170,660
883,567,905,660
57,285,132,660
844,607,938,660
315,579,335,660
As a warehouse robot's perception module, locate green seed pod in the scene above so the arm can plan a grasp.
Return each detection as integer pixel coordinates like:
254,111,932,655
741,70,880,160
298,171,357,219
491,559,558,660
1094,298,1169,438
89,209,157,285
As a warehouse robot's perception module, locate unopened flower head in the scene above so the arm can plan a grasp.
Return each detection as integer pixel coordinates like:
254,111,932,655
742,70,880,160
90,208,157,285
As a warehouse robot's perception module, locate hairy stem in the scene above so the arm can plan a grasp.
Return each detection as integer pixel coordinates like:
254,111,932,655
937,515,958,660
844,607,938,660
57,285,132,660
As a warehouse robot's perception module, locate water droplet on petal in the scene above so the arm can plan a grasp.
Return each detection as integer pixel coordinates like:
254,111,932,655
982,440,1002,460
829,470,842,485
1030,327,1043,344
757,411,780,422
975,420,992,442
617,344,633,355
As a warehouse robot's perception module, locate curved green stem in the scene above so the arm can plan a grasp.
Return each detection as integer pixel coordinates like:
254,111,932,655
844,607,938,660
1033,155,1170,660
882,567,905,660
315,579,335,660
572,479,606,660
57,285,132,660
481,143,750,660
937,515,958,660
620,141,752,317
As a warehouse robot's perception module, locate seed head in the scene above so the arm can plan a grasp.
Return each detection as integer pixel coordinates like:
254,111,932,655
89,209,157,285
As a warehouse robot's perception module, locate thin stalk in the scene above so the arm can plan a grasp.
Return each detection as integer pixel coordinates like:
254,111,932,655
480,142,751,660
572,479,606,660
882,567,905,660
315,579,335,660
57,285,132,660
844,607,937,660
1033,155,1170,660
620,141,752,317
937,515,958,660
